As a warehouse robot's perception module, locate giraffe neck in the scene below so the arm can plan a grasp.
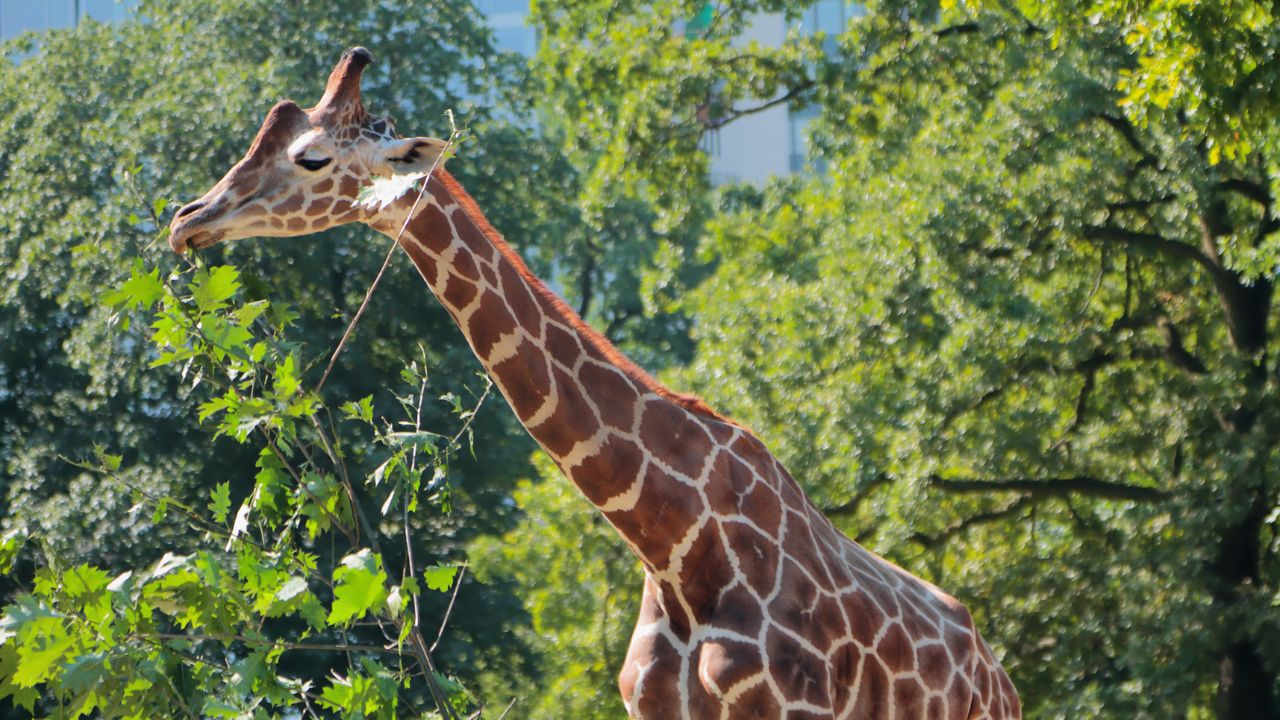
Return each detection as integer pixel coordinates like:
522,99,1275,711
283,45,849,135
370,170,729,574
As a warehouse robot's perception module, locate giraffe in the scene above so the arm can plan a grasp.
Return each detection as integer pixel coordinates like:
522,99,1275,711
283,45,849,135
168,48,1022,720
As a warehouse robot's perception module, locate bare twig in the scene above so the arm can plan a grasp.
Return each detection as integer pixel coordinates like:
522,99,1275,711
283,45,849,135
315,110,463,393
496,698,519,719
431,565,467,653
127,631,405,656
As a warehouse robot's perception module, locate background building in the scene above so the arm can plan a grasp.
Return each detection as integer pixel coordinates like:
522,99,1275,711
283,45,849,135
700,1,863,184
0,0,135,41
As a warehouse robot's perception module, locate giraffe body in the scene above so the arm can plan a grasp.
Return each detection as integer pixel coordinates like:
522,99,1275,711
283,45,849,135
168,48,1022,719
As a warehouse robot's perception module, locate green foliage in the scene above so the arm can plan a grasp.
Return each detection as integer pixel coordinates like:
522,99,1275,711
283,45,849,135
329,550,390,627
0,0,585,714
1,262,496,716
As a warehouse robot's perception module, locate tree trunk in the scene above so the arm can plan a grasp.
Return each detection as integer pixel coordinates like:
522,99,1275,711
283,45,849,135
1217,640,1275,720
1213,491,1276,720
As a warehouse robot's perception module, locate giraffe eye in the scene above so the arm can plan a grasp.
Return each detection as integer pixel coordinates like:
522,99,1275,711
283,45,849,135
296,157,332,172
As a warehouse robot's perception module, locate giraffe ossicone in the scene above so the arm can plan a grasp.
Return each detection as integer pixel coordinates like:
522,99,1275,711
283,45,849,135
169,47,1022,719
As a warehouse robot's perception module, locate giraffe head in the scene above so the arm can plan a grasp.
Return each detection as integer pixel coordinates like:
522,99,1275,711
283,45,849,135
169,47,448,253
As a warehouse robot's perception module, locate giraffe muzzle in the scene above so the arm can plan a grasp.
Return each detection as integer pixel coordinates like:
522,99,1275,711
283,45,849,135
169,217,226,254
169,196,232,253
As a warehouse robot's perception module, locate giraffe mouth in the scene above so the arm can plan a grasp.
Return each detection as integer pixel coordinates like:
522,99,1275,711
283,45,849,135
187,229,226,250
170,224,227,253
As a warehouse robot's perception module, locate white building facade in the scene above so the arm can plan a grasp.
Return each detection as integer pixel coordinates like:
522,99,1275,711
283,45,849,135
700,1,862,184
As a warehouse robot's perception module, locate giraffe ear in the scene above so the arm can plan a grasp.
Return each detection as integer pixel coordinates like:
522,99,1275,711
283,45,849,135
376,136,450,175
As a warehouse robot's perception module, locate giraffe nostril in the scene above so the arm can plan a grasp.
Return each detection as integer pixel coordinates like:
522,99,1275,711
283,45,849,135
175,201,206,219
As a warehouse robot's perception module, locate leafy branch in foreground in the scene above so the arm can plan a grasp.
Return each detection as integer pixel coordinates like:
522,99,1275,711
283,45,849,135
0,259,495,719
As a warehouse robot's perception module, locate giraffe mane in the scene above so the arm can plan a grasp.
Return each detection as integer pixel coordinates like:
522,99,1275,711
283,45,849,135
434,169,731,425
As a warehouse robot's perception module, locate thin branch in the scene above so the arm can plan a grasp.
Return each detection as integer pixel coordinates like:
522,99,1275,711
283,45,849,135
911,495,1035,548
431,565,467,653
128,631,405,657
1094,113,1158,167
939,384,1011,432
496,698,519,720
822,473,893,518
701,81,816,131
929,474,1167,502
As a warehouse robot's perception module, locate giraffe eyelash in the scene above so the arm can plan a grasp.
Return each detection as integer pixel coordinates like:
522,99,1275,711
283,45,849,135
296,157,332,171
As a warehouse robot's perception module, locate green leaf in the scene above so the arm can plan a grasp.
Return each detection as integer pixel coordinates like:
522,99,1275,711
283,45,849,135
61,564,110,600
61,652,107,694
104,262,164,310
327,550,388,626
423,564,460,593
0,646,36,711
210,482,231,525
191,266,241,312
0,530,27,573
341,395,375,423
0,596,60,643
273,354,301,398
150,495,169,527
13,633,75,687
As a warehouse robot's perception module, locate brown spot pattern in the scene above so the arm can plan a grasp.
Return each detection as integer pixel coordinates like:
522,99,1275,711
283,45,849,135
639,400,715,479
529,365,600,457
489,339,549,423
574,434,645,504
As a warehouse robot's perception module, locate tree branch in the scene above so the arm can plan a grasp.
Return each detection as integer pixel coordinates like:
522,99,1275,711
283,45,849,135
911,495,1035,548
577,239,597,319
1082,225,1221,276
1218,178,1272,208
823,473,893,518
929,474,1167,502
701,81,816,131
1094,113,1158,167
1154,314,1209,374
1195,215,1272,355
934,22,980,38
1105,194,1179,214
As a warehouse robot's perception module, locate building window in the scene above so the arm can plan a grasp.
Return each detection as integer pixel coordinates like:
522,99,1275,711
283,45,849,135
789,1,862,171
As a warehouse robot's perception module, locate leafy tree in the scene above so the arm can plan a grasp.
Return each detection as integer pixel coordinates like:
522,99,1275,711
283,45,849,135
0,0,682,714
493,0,1280,717
0,0,709,713
2,261,486,717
